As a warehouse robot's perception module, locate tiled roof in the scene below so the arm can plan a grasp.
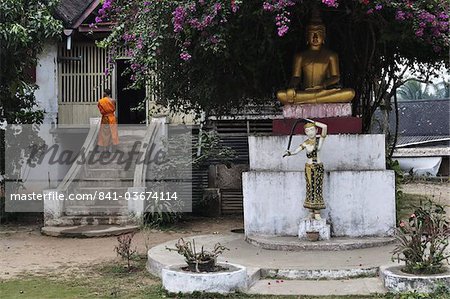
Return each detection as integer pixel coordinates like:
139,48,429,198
55,0,96,27
373,100,449,136
394,100,449,136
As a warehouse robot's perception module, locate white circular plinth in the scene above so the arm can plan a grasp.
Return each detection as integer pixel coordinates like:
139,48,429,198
380,265,450,293
162,263,247,294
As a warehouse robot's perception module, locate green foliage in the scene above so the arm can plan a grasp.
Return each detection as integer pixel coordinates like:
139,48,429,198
143,209,183,229
0,0,62,123
193,131,237,168
98,0,448,132
385,285,450,299
387,159,405,221
396,193,430,223
0,0,62,181
393,200,450,275
397,80,450,101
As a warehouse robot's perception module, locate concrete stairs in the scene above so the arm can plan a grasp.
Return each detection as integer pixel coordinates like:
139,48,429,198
247,277,386,296
58,128,147,226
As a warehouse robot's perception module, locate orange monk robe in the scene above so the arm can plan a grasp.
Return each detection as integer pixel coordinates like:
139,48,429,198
97,97,119,146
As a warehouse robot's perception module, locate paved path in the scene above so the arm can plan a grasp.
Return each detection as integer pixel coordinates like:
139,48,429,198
248,278,385,296
149,234,398,295
148,234,397,275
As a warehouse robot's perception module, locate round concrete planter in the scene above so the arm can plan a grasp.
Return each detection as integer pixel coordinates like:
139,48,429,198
380,265,450,293
162,263,247,294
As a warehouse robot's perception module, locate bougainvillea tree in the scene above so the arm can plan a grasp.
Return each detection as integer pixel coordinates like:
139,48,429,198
95,0,449,132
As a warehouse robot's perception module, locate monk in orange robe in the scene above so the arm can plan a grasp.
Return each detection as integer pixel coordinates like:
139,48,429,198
97,89,119,151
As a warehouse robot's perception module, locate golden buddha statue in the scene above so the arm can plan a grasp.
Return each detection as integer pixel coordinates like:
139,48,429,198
277,14,355,105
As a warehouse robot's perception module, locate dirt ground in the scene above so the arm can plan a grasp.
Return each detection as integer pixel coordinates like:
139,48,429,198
0,216,243,280
402,181,449,201
0,181,448,281
402,180,450,213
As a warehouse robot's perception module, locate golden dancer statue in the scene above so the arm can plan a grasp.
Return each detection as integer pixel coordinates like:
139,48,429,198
283,119,327,220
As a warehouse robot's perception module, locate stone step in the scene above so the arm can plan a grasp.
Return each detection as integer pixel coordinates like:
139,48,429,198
118,129,147,137
67,187,131,203
85,159,137,170
72,186,129,193
95,138,143,145
41,224,139,237
72,178,134,188
83,168,134,179
65,205,128,216
47,215,130,226
246,278,386,296
246,235,397,251
88,151,141,161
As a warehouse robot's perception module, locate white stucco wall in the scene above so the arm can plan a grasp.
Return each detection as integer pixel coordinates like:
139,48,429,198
35,42,58,124
249,135,386,171
243,170,396,237
19,43,59,195
244,134,396,237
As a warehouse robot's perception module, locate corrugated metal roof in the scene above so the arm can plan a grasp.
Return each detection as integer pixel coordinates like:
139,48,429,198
374,100,450,136
397,135,450,147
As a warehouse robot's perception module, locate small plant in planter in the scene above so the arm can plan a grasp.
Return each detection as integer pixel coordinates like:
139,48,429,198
166,238,229,272
392,200,450,275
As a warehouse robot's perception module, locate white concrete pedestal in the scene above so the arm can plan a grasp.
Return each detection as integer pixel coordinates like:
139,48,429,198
243,135,397,238
298,218,331,240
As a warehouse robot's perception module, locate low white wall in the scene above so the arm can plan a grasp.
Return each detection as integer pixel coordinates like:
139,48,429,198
249,135,386,171
162,263,247,294
243,170,396,237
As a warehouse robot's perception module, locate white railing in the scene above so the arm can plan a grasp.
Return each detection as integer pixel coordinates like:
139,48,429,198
133,116,168,187
57,118,101,193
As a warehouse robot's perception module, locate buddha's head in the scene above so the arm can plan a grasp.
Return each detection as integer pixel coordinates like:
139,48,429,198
306,12,326,49
304,122,317,138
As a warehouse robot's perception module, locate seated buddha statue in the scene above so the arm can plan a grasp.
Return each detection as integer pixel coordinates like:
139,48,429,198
277,15,355,105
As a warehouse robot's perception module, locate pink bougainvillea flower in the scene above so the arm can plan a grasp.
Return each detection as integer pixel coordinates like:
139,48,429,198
410,213,416,218
399,221,405,227
322,0,338,8
180,52,192,61
415,28,424,37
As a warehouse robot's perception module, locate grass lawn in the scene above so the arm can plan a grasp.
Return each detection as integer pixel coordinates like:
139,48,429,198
0,256,378,299
1,255,447,299
0,256,162,299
